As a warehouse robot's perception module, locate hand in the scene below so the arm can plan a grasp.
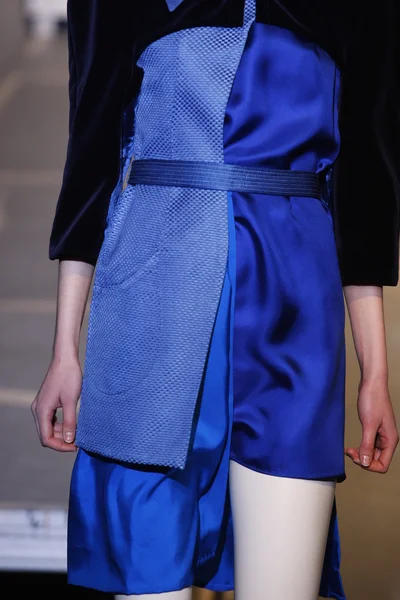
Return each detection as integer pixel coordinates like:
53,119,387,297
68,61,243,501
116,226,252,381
345,378,399,473
31,354,82,452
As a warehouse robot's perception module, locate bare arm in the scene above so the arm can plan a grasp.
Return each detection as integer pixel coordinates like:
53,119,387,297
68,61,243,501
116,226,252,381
344,285,399,473
53,260,94,359
31,260,94,451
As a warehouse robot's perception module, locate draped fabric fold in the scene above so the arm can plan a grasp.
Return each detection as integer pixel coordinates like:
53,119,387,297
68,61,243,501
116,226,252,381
69,9,347,599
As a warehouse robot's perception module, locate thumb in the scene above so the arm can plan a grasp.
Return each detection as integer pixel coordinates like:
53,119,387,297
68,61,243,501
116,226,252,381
359,423,377,467
62,402,77,444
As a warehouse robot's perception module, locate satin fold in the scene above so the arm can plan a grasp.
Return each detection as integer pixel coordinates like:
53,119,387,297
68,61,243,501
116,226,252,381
68,193,237,594
68,16,347,600
224,21,345,482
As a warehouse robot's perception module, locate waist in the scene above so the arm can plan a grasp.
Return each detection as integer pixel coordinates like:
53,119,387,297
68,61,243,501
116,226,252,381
128,159,322,199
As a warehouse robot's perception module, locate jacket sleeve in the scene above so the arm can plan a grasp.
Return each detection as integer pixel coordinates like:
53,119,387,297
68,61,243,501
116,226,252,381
333,1,400,286
49,0,138,264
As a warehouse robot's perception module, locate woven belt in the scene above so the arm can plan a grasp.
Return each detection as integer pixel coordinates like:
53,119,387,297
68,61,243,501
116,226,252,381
128,159,322,199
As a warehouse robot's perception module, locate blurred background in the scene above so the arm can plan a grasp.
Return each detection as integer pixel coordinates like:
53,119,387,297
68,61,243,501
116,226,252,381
0,2,399,599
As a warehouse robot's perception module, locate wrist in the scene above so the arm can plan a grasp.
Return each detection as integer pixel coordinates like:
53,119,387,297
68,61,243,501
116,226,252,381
356,346,388,386
52,339,80,362
360,367,389,386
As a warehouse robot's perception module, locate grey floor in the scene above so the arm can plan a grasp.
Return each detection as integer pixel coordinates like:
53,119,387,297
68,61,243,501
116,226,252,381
0,29,399,600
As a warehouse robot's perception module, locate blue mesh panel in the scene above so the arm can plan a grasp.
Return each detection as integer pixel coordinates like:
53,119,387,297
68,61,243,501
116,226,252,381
77,1,256,467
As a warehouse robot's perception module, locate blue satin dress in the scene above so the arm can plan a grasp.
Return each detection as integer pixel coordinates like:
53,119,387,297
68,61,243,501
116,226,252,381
68,12,346,600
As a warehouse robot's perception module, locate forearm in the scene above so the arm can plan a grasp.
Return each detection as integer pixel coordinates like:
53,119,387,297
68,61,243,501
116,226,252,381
343,285,388,383
52,260,94,360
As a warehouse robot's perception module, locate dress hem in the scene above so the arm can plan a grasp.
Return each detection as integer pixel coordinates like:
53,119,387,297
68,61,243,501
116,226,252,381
229,453,346,483
68,577,346,599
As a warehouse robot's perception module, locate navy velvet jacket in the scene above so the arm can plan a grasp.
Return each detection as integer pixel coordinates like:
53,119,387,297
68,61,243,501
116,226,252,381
49,0,400,286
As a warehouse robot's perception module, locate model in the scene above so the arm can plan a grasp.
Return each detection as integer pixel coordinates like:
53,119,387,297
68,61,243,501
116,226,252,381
31,1,399,599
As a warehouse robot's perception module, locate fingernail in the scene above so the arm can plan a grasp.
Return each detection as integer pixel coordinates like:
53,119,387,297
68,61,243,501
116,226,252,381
361,455,371,466
64,432,74,443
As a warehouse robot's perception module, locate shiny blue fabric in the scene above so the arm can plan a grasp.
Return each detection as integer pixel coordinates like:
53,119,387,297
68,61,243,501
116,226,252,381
68,192,236,594
68,17,347,600
225,22,346,483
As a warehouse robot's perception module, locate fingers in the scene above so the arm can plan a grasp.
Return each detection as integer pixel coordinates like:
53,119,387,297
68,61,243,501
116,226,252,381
345,447,381,472
31,397,41,440
38,414,77,451
54,421,65,441
374,448,382,462
358,423,378,468
31,390,56,447
61,398,77,444
38,404,57,447
356,418,399,473
46,417,77,451
37,405,76,451
31,394,77,452
373,428,399,473
345,443,396,474
345,447,360,465
39,435,77,452
31,356,82,453
372,447,393,474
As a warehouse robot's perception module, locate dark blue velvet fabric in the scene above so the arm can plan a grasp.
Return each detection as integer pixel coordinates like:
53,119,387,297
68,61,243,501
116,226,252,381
49,0,137,265
49,1,399,285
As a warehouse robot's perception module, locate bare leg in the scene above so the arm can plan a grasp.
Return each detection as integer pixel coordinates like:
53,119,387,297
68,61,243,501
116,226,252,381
115,590,192,600
230,460,335,600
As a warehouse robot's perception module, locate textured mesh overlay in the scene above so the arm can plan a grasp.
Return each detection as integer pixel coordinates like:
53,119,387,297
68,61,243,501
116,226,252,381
77,1,256,467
